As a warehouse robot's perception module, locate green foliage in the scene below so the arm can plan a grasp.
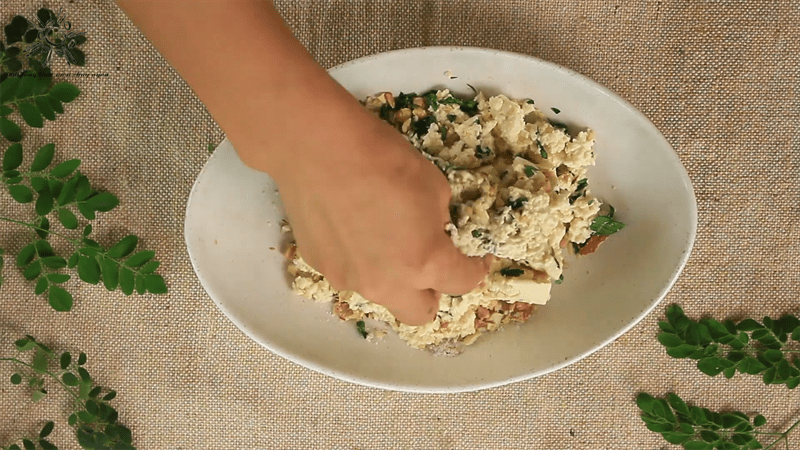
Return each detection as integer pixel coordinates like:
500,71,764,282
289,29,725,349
1,336,135,450
590,215,625,235
637,392,799,450
2,8,87,81
658,304,800,388
1,142,168,310
356,320,368,339
0,73,79,139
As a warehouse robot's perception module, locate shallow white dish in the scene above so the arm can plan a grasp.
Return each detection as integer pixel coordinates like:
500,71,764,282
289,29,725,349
185,47,697,393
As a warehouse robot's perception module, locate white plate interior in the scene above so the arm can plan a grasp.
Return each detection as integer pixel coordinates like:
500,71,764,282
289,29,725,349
185,47,697,392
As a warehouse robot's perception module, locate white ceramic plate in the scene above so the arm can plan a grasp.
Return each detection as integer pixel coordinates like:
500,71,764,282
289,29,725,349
185,47,697,393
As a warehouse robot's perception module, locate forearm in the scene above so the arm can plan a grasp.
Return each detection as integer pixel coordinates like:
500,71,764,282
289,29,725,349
116,0,366,180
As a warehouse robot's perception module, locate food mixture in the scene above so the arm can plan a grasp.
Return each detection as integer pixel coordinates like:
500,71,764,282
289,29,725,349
286,89,623,355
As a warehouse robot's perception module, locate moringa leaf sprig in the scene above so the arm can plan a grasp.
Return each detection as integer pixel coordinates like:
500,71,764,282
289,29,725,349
657,304,800,388
637,392,799,450
1,336,135,450
1,142,167,311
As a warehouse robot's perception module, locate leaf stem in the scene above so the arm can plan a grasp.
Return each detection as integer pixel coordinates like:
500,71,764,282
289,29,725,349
2,92,50,107
0,216,156,283
0,356,81,404
763,417,800,450
0,216,82,245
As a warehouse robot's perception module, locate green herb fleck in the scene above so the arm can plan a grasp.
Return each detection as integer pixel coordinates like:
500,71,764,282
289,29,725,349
447,114,457,122
440,126,447,141
356,320,368,339
524,165,536,177
466,83,477,95
554,275,563,284
379,103,392,121
411,116,436,136
538,141,548,159
500,267,525,277
569,178,588,204
588,199,594,205
423,90,439,110
471,229,482,238
526,99,535,104
608,204,616,218
394,92,417,110
475,146,491,158
550,121,569,135
509,197,528,210
207,144,215,153
551,107,561,114
590,216,625,235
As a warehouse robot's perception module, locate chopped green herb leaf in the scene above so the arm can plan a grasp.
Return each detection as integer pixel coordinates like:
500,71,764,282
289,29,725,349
471,229,482,238
379,103,392,121
590,216,625,235
524,165,536,177
466,83,477,95
550,121,569,134
447,114,457,122
509,197,528,210
475,146,491,158
554,275,563,284
588,199,594,205
569,178,588,204
440,126,447,141
551,107,561,114
411,116,436,136
526,99,535,104
500,267,525,277
356,320,368,339
538,141,548,159
423,90,439,110
394,92,417,110
608,204,616,218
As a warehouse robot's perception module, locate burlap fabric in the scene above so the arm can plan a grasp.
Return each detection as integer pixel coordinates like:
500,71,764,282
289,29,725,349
1,1,798,449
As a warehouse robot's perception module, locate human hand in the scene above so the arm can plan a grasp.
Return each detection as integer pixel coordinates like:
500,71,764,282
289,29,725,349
117,0,488,325
268,102,490,326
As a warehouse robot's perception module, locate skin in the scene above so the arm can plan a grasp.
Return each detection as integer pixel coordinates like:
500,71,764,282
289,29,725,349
117,1,489,325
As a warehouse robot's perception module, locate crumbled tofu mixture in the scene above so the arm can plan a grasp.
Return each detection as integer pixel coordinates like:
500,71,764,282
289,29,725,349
287,89,612,355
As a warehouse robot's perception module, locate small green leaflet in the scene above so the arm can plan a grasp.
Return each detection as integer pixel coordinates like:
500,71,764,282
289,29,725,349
524,165,536,177
508,197,528,210
551,107,561,114
475,146,491,158
500,267,524,277
590,216,625,235
537,141,547,159
356,320,368,339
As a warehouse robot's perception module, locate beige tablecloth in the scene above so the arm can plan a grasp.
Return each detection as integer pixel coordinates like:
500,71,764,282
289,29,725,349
1,1,798,449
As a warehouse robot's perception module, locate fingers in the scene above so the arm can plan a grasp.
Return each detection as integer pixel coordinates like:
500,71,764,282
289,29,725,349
421,236,490,296
385,288,440,326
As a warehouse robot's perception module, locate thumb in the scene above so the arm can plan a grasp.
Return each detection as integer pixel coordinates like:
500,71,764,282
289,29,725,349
385,288,440,326
423,236,490,296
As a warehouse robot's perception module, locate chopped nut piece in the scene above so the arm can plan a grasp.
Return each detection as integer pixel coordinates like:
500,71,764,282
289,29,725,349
333,300,359,321
384,92,395,108
579,234,609,255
